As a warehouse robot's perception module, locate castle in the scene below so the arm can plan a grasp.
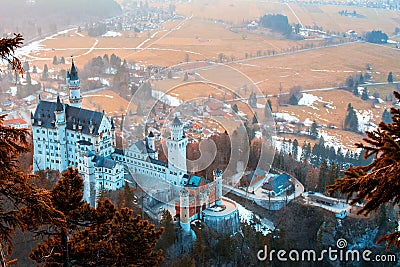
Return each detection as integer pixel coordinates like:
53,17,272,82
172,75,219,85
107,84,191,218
32,61,239,233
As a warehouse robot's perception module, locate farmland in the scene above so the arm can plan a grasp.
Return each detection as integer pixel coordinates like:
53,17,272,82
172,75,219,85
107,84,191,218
18,0,400,150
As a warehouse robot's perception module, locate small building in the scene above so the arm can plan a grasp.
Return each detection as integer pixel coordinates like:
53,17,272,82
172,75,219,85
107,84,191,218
247,21,259,30
307,193,339,206
262,173,293,197
3,118,29,129
240,169,267,187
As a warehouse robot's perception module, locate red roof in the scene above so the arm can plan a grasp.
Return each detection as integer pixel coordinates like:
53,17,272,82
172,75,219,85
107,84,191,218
224,113,234,119
193,123,201,129
4,118,28,126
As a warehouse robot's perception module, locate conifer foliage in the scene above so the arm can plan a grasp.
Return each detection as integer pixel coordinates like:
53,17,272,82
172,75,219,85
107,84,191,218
0,34,24,74
0,115,63,264
328,91,400,248
70,201,163,266
30,167,163,266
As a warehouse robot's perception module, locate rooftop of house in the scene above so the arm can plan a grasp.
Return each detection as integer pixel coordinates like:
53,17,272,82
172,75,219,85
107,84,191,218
33,100,105,135
262,173,292,193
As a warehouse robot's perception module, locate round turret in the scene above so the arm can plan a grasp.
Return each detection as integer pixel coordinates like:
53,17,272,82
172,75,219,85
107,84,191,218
179,188,190,232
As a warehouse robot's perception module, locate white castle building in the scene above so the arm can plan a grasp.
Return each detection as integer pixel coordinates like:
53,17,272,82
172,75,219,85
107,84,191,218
32,61,239,233
32,60,124,205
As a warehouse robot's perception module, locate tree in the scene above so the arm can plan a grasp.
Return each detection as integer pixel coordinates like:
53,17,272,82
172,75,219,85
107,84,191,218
252,112,258,124
0,115,63,265
232,104,238,113
266,99,272,112
365,30,388,44
103,54,109,66
310,120,318,139
292,139,299,160
30,167,94,266
53,55,58,65
382,109,392,124
248,92,257,108
260,14,292,35
346,75,354,89
59,56,65,64
70,200,163,267
42,64,48,80
388,72,393,83
0,34,24,74
328,91,400,248
361,87,369,100
32,65,37,73
344,103,359,133
318,160,328,192
23,61,29,72
289,94,298,105
25,71,32,85
156,209,176,250
183,72,188,81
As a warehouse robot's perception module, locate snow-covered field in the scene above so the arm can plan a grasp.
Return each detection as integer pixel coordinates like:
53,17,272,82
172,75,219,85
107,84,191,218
298,93,336,110
15,28,74,60
101,31,122,37
355,109,377,133
298,93,319,106
88,77,110,86
234,200,274,235
152,90,183,107
273,112,299,123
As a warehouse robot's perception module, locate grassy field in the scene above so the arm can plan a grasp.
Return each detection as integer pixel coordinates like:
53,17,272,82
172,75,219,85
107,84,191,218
177,0,400,34
232,42,400,93
82,89,129,117
21,0,400,150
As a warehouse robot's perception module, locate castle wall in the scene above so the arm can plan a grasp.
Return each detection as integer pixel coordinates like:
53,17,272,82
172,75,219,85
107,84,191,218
202,198,241,235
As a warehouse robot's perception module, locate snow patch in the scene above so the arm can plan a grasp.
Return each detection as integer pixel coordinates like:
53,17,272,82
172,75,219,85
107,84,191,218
152,90,183,107
355,109,376,132
298,93,319,106
101,31,122,37
273,113,299,123
235,201,274,235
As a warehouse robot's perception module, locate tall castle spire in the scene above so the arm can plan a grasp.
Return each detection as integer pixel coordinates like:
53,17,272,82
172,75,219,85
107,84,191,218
67,59,82,108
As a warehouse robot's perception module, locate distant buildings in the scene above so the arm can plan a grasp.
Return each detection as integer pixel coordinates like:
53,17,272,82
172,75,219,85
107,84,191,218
262,173,293,197
3,118,28,129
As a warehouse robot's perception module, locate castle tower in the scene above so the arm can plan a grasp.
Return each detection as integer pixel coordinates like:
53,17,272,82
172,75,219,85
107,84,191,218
180,188,190,232
67,59,82,108
111,118,116,147
214,169,223,206
166,116,188,185
54,96,68,171
146,131,158,159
